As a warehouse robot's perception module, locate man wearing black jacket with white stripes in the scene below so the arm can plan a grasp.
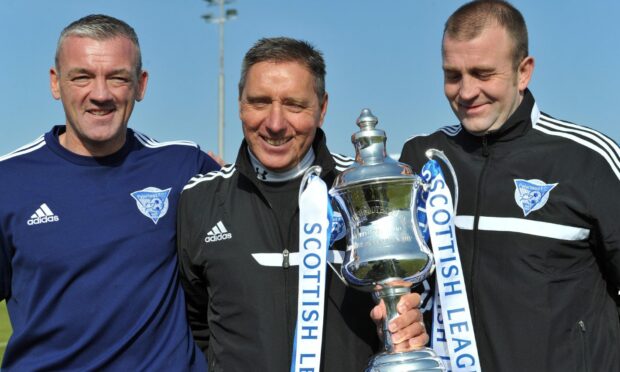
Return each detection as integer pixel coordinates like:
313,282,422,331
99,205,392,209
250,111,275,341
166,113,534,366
400,1,620,371
177,37,429,371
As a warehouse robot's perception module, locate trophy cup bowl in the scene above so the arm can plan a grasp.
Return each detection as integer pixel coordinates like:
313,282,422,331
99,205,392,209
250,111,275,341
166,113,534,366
329,109,445,371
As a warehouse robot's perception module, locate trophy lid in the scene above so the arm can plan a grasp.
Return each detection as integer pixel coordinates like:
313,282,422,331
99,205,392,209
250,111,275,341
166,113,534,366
331,108,418,192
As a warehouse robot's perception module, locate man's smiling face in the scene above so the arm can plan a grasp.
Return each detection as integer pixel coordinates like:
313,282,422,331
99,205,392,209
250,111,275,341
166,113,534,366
239,60,327,172
442,24,532,135
50,35,148,156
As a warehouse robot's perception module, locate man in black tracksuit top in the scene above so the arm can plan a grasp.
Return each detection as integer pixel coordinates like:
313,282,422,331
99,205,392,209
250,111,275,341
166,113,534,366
177,38,428,371
178,130,379,370
400,1,620,371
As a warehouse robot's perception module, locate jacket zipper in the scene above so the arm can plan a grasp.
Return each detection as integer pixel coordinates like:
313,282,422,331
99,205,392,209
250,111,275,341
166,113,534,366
279,205,300,368
470,134,491,322
482,135,490,157
261,195,293,367
274,211,293,367
286,208,301,367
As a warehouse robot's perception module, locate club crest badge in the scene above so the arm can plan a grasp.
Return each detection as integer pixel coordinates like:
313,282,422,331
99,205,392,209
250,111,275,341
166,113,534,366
513,179,557,217
130,187,172,224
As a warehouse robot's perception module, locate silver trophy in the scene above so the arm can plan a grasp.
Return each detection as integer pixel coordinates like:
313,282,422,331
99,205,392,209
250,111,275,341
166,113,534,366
330,109,449,372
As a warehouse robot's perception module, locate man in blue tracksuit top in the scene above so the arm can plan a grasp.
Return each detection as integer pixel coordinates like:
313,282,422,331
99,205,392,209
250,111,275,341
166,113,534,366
0,15,219,370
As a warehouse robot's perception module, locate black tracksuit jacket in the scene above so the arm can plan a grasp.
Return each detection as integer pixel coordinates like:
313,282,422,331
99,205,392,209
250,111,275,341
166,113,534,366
177,129,379,371
400,90,620,372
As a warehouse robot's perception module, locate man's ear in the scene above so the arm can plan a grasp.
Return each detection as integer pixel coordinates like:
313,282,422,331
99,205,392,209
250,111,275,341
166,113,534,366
50,67,61,100
318,93,329,127
517,56,534,92
135,70,149,102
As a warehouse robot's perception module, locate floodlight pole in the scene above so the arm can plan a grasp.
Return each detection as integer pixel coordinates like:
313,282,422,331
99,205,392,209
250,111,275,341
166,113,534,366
203,0,237,158
217,0,225,158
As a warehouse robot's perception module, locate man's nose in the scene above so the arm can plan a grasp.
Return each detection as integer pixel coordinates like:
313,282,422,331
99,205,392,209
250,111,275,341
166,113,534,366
458,75,479,101
90,77,113,102
265,103,287,133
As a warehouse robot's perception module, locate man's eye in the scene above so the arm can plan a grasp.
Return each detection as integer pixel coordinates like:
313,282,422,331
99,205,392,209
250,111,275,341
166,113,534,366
444,72,460,82
71,76,90,82
111,77,130,83
285,103,305,112
250,102,269,109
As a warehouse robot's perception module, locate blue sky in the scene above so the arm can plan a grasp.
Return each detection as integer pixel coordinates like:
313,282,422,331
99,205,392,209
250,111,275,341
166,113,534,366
1,0,618,161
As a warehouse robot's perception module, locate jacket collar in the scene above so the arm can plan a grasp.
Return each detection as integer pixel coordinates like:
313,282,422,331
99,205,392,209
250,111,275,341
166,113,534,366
247,147,316,182
46,125,135,166
235,128,337,184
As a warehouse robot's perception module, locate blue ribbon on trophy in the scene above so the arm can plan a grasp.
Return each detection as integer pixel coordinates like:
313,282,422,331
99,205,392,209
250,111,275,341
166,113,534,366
421,152,481,372
329,210,347,244
291,166,331,372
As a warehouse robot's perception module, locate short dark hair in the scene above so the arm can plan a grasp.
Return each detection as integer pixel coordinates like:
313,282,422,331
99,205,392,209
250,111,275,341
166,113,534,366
444,0,528,69
238,37,327,106
55,14,142,75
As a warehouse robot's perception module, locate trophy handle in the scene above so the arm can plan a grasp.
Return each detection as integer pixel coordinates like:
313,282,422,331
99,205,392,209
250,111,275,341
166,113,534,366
425,148,459,214
298,165,323,200
410,177,435,271
408,149,459,276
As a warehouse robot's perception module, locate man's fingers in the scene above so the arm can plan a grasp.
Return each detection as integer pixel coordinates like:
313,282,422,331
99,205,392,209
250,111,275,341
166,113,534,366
389,303,422,333
391,321,429,351
207,151,226,167
371,294,427,348
396,292,421,314
370,299,386,323
390,311,423,341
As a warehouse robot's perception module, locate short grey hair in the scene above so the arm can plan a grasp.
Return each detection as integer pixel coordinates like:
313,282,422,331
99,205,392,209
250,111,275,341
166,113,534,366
55,14,142,75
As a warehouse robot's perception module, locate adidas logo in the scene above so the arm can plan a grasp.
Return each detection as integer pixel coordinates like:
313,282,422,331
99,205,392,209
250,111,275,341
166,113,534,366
204,221,232,243
27,203,60,226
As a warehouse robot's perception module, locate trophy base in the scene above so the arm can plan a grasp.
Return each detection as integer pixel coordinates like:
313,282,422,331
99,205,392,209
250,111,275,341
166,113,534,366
366,347,445,372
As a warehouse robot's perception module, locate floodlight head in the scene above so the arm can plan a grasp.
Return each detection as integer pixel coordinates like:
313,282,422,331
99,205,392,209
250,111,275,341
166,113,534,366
205,0,235,5
226,9,238,19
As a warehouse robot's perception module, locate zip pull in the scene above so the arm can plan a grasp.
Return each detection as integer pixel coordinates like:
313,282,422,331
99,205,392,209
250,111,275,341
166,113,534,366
578,320,586,332
282,249,290,268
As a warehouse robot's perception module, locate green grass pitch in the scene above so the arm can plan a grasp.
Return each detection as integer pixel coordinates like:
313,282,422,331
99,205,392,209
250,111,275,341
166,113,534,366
0,300,12,364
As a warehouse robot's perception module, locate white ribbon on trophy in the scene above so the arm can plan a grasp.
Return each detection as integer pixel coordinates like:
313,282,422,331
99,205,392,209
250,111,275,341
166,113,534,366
291,166,331,372
422,156,481,372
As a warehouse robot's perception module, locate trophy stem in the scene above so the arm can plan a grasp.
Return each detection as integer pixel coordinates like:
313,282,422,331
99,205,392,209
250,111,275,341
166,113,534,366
375,286,411,353
369,286,446,371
